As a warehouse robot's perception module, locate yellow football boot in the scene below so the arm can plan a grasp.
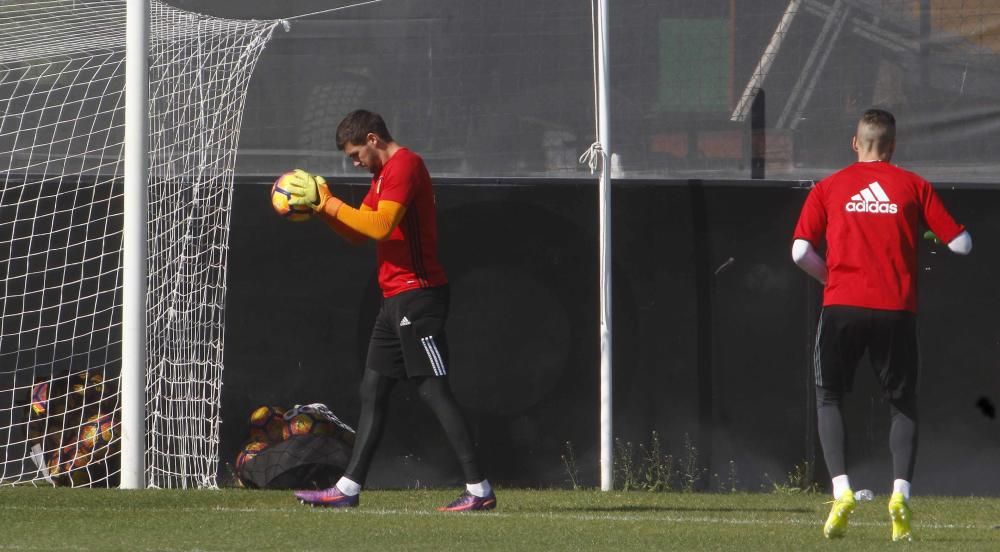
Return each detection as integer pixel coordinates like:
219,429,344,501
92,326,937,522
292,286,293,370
823,489,857,539
888,492,913,542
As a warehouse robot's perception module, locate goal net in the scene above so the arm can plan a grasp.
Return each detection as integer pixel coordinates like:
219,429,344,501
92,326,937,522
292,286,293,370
0,0,282,488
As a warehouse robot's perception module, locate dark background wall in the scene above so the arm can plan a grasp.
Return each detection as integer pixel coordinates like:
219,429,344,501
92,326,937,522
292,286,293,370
223,179,1000,494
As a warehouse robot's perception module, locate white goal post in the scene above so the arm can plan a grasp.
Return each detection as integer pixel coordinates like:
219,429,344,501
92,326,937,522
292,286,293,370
121,0,150,492
0,0,283,488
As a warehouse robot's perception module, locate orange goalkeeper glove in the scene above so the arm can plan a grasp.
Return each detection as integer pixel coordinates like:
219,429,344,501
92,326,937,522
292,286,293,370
285,169,333,212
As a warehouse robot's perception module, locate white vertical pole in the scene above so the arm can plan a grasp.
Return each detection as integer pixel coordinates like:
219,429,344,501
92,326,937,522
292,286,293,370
121,0,149,490
596,0,613,492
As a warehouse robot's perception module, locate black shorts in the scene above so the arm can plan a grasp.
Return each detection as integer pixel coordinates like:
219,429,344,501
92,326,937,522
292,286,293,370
366,285,450,379
813,305,918,400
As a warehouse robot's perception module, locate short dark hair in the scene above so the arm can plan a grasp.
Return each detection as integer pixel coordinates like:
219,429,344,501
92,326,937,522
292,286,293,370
335,109,393,150
858,108,896,151
861,108,895,130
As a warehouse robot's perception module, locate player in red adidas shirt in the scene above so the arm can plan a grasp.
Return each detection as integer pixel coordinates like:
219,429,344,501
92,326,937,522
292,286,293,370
283,110,495,512
792,109,971,541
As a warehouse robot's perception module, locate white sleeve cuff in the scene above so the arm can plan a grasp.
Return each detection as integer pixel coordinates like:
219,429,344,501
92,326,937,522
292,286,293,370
947,230,972,255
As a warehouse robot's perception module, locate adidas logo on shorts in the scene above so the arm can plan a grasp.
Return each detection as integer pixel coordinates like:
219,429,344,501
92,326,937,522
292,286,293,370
845,181,898,214
400,316,411,326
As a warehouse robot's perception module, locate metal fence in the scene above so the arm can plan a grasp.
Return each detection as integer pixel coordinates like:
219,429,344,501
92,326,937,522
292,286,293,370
177,0,1000,183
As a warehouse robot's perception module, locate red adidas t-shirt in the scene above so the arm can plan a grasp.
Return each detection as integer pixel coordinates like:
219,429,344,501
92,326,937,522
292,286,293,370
793,161,964,312
362,148,448,297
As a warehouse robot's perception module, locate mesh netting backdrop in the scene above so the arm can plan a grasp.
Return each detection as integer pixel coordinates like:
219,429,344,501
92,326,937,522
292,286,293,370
177,0,1000,182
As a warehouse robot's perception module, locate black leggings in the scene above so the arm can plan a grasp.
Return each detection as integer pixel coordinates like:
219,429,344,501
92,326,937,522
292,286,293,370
816,386,918,482
343,368,483,485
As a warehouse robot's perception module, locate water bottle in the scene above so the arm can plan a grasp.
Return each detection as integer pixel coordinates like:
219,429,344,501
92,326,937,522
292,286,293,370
854,489,874,501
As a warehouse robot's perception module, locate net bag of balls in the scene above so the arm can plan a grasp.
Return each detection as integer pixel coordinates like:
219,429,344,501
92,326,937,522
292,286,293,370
236,403,355,489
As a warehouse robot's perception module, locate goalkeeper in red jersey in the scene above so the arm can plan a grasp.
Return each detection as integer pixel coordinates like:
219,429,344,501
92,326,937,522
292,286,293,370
792,109,971,541
284,110,495,512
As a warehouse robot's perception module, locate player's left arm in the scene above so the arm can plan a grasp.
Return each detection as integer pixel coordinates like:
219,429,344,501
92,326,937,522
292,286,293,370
791,184,829,284
325,155,420,241
287,165,412,241
327,200,407,241
920,182,972,255
321,203,371,245
792,239,828,285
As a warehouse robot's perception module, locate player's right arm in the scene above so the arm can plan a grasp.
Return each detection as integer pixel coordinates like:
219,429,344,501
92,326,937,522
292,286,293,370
924,229,972,255
947,231,972,254
791,184,829,285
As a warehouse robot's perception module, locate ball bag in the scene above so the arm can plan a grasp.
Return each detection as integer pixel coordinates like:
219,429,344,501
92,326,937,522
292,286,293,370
238,433,352,490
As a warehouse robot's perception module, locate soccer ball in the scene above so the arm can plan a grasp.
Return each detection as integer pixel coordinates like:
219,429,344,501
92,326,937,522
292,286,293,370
30,380,49,416
271,171,312,222
46,441,92,486
77,414,115,459
236,440,270,472
284,403,356,445
282,411,336,440
248,405,286,444
69,370,91,400
46,450,73,485
26,376,78,448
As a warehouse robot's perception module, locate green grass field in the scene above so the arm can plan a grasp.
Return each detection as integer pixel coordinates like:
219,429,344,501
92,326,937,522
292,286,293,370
2,487,999,551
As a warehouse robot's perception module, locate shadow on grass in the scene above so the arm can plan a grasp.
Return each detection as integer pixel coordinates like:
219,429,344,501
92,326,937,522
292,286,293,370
545,504,814,514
